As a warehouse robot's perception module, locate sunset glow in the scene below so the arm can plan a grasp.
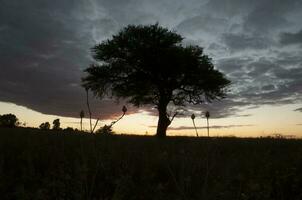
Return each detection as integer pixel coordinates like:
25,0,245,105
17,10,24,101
1,102,301,137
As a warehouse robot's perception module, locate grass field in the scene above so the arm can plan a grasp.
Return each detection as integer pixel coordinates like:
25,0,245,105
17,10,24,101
0,127,302,200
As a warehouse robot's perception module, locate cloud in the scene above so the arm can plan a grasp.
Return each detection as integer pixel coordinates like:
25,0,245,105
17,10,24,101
294,108,302,112
148,124,254,130
213,54,302,114
222,33,270,51
280,29,302,46
261,85,275,91
242,0,302,33
0,0,302,120
176,15,227,35
182,98,252,119
0,0,130,119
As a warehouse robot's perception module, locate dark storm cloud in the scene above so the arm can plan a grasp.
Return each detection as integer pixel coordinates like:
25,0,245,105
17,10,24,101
213,53,302,114
261,85,275,91
242,0,302,33
183,98,252,119
144,97,252,119
0,1,81,114
222,33,270,51
176,15,227,35
0,0,302,119
0,0,135,119
280,29,302,46
294,108,302,112
243,4,288,33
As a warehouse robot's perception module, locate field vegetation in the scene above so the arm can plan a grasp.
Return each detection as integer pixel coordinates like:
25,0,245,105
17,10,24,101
1,127,302,199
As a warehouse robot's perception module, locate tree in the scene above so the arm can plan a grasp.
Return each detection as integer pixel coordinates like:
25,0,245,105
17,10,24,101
80,110,84,131
52,119,60,130
39,122,50,130
82,24,230,137
0,114,19,128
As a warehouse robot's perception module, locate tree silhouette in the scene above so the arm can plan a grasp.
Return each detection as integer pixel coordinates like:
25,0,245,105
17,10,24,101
80,110,84,131
52,119,60,130
0,114,19,128
82,24,230,137
39,122,50,130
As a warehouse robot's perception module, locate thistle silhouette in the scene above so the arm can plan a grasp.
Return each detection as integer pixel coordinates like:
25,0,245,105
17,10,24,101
80,110,84,131
96,106,128,135
85,87,93,133
84,88,102,133
191,114,198,137
205,111,210,137
108,105,127,128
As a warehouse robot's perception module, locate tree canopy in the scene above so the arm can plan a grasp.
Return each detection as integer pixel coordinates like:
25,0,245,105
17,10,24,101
82,24,230,137
0,114,19,128
52,119,60,130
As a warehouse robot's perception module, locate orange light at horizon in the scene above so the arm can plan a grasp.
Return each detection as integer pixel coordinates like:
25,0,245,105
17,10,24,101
0,101,302,138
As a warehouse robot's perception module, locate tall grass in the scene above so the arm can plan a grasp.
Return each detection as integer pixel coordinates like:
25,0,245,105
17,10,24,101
0,127,302,200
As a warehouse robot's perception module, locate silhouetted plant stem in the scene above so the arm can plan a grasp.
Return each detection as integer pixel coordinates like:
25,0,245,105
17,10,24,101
85,88,92,133
207,118,209,137
205,111,210,137
92,119,99,133
193,119,198,137
95,106,127,135
80,110,84,131
84,89,102,134
108,112,125,129
191,114,198,137
80,118,83,131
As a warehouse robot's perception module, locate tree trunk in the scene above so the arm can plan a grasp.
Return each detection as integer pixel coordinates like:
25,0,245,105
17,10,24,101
156,100,170,137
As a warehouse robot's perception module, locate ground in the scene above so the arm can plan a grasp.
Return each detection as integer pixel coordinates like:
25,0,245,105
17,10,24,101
0,127,302,200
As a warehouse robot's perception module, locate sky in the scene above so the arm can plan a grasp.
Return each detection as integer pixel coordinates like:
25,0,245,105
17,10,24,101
0,0,302,137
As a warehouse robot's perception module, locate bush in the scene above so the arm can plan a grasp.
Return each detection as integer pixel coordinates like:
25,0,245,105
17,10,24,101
95,125,114,135
64,127,74,131
39,122,50,130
